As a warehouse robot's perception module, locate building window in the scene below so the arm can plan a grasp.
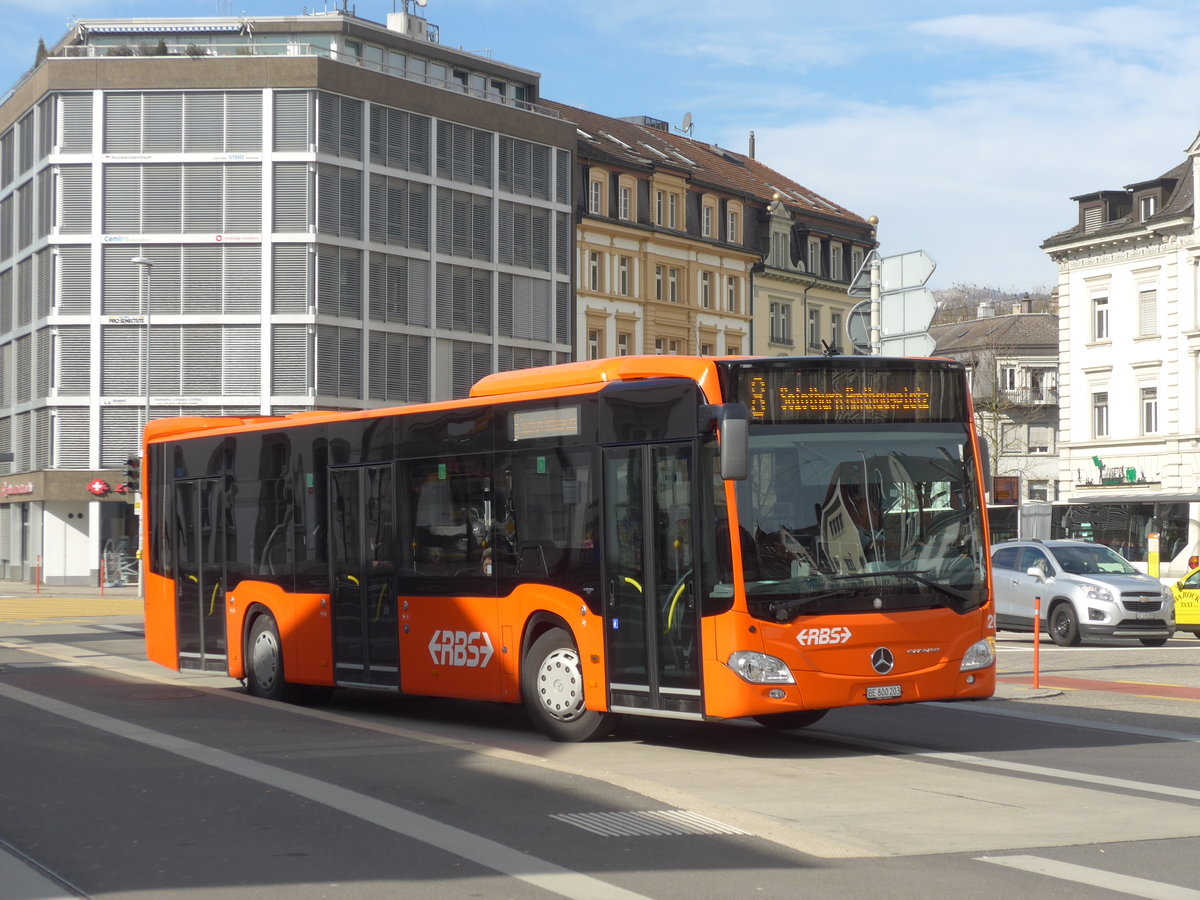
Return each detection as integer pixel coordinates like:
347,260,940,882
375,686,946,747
1093,391,1109,438
1142,387,1158,434
808,308,821,349
618,185,631,220
1000,366,1017,392
1083,205,1102,232
726,276,737,312
727,209,739,243
769,301,792,344
655,265,663,300
618,332,630,355
700,271,712,308
668,339,680,355
1093,296,1109,341
668,193,678,229
851,246,864,277
588,179,602,215
830,313,842,352
1139,288,1157,336
700,343,712,356
654,337,665,355
1028,424,1052,454
618,256,630,296
1139,195,1157,221
727,343,740,355
588,250,600,291
829,243,843,281
588,329,601,359
702,205,713,238
807,238,821,276
1028,481,1050,501
655,190,664,226
667,267,678,303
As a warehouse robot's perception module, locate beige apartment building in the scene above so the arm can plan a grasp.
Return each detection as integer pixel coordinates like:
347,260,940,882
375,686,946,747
544,104,875,359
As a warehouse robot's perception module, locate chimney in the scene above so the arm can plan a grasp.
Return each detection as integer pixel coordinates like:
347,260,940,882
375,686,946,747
749,131,755,159
1022,293,1033,314
977,302,994,318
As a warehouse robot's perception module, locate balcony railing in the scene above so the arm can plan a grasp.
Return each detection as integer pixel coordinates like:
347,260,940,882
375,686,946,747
47,40,563,120
1003,387,1058,405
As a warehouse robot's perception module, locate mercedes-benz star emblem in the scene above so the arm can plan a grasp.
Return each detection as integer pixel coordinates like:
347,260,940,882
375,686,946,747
871,647,895,674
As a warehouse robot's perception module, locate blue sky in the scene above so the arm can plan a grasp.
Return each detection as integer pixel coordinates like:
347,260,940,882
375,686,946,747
3,0,1199,292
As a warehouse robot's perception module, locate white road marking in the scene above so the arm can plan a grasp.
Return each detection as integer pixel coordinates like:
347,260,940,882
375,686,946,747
0,680,649,900
978,855,1200,899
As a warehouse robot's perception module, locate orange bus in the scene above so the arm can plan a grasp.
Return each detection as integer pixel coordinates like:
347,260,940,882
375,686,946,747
142,354,996,740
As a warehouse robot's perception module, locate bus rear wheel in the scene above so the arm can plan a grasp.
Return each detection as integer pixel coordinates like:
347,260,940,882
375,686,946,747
522,629,613,742
246,613,293,701
753,709,829,730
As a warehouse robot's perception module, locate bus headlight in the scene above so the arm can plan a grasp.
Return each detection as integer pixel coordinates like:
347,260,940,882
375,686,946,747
727,651,795,684
960,637,996,672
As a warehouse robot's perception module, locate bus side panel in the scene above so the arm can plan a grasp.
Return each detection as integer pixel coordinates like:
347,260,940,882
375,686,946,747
144,570,179,671
400,594,502,701
226,581,334,686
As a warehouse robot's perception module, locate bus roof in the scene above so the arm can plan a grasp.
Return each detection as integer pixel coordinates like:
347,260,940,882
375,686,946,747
468,355,728,400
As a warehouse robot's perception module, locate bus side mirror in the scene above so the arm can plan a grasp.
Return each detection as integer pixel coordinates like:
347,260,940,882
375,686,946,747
978,436,991,496
701,403,749,481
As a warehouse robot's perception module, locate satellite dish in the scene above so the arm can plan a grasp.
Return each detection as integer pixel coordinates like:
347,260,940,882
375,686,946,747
680,112,693,135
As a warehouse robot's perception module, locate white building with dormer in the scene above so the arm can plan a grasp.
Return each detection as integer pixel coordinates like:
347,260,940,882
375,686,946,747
1040,133,1200,574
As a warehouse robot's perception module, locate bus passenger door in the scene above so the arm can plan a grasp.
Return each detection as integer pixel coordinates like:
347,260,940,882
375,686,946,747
329,464,399,689
603,443,702,717
174,478,228,672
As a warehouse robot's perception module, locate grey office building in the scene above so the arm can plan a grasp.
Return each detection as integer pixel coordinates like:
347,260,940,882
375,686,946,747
0,8,576,583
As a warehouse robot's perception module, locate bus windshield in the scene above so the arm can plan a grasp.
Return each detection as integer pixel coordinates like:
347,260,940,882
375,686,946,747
734,423,987,622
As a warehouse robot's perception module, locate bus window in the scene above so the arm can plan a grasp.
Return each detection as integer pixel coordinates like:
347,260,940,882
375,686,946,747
495,448,600,607
397,455,493,594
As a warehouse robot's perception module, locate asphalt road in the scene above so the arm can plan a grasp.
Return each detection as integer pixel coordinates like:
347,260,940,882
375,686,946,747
1,601,1198,900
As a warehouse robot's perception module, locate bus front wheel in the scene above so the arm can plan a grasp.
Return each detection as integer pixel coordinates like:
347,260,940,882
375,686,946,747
246,613,292,701
522,629,614,742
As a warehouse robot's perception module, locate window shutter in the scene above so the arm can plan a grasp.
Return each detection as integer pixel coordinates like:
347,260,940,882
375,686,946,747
58,93,93,153
53,407,90,468
1139,289,1157,335
143,93,183,153
272,163,311,232
144,164,183,233
271,324,308,394
184,92,223,152
57,246,90,313
57,165,92,233
273,91,311,152
272,244,310,313
104,94,142,153
103,165,141,233
225,164,261,233
56,326,91,395
224,91,262,152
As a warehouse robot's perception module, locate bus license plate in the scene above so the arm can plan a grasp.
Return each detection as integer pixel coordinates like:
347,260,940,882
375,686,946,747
867,685,902,700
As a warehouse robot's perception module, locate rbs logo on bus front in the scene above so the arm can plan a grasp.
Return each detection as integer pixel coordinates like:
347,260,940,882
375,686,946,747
428,630,495,668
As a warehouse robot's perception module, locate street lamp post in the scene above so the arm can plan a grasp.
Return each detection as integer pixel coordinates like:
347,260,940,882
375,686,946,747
131,256,154,434
131,256,153,600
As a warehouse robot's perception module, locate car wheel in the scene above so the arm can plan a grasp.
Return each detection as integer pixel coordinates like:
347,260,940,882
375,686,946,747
1139,637,1168,647
1049,603,1081,646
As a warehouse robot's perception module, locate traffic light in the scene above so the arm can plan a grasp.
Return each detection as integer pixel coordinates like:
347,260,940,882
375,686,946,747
125,456,141,494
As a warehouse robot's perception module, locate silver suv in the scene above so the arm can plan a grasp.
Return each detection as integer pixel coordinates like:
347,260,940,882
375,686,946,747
990,540,1175,646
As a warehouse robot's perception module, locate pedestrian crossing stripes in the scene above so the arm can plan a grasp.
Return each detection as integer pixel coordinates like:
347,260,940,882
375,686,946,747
550,810,747,837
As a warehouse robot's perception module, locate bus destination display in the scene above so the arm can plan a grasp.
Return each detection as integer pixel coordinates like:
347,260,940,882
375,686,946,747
734,363,966,424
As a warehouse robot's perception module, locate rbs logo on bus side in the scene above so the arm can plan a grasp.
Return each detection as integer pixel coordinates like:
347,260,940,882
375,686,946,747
428,630,495,668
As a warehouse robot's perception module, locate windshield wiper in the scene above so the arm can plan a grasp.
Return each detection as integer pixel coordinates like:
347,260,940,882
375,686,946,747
850,569,973,608
767,589,857,622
